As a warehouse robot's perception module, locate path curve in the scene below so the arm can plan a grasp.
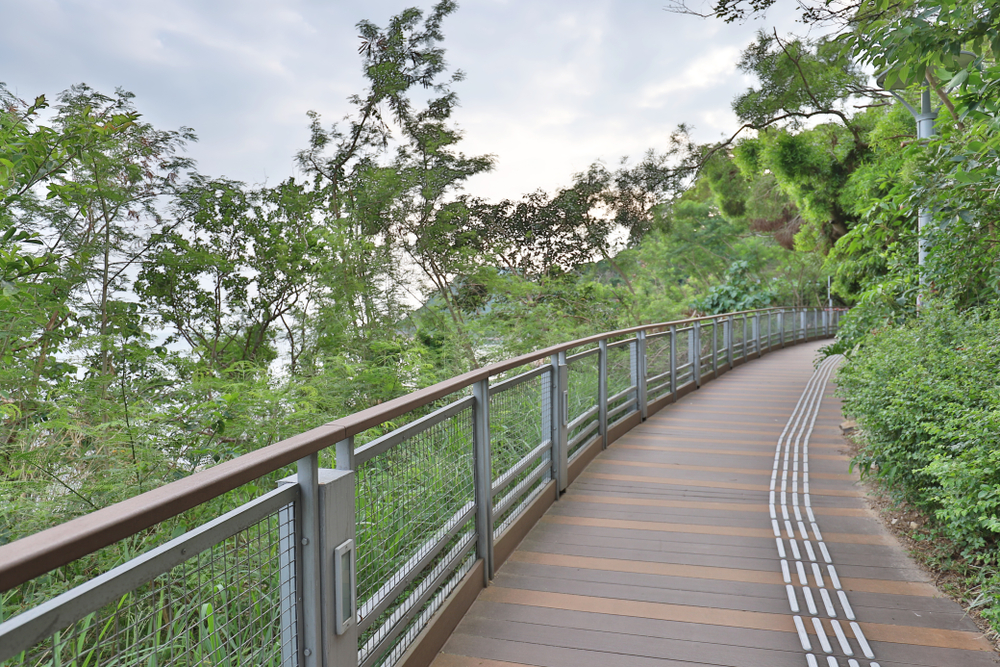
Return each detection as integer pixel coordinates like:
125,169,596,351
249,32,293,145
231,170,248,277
434,341,997,667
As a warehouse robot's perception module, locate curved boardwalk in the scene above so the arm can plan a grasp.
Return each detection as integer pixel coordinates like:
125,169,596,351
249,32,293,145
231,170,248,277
431,341,997,667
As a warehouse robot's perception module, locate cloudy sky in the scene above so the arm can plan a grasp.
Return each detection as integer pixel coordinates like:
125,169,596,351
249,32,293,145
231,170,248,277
1,0,808,202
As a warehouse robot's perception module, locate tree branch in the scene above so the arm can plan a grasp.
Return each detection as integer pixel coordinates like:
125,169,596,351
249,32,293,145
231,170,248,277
925,70,965,131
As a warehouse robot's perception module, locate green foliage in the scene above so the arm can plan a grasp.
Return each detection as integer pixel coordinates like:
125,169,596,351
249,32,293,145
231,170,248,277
837,302,1000,556
733,32,866,132
691,260,777,314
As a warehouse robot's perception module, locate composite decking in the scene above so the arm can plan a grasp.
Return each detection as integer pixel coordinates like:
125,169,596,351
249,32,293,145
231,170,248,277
431,341,997,667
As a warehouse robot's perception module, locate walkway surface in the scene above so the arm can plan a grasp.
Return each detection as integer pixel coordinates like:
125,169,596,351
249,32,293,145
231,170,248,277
431,341,997,667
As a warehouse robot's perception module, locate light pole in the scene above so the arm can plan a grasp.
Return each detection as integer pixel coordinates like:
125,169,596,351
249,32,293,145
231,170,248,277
876,51,975,284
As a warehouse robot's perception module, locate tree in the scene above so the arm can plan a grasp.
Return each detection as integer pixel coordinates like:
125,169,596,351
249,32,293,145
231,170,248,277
136,178,326,372
691,260,777,314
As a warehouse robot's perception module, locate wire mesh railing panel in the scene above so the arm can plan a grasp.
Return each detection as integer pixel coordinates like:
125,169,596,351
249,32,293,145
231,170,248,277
363,553,475,667
606,342,636,426
676,328,693,386
699,324,714,372
644,334,672,401
354,406,475,667
644,333,670,381
490,372,551,537
2,503,297,667
566,353,599,460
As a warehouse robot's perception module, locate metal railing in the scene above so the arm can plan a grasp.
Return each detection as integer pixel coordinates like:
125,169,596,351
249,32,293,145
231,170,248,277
0,307,843,667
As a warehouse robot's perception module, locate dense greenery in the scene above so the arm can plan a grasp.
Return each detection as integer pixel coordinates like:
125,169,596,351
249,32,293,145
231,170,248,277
836,304,1000,624
2,0,999,643
0,1,834,556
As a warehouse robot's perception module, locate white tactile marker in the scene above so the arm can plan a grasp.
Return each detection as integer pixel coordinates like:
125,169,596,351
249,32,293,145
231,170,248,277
793,615,812,650
812,617,833,653
827,565,842,590
819,587,837,617
850,622,875,659
811,522,824,540
803,585,818,615
837,590,856,620
831,619,854,655
786,584,800,613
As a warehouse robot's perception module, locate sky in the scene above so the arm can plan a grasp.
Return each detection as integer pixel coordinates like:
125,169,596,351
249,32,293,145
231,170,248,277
0,0,809,203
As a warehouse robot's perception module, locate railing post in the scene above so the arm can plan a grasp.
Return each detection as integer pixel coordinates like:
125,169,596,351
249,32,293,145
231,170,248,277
633,331,648,421
320,470,356,658
727,316,734,369
801,309,807,340
599,339,609,448
778,310,785,348
751,314,759,357
710,320,718,375
289,456,357,667
472,379,494,584
550,352,569,493
742,314,748,360
336,436,355,471
669,325,677,402
692,322,701,388
295,454,324,667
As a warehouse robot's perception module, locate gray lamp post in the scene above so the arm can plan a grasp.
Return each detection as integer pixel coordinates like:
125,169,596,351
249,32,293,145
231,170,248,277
876,51,976,282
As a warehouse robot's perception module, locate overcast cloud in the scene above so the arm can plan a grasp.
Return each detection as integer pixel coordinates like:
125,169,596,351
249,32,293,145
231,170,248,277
1,0,806,201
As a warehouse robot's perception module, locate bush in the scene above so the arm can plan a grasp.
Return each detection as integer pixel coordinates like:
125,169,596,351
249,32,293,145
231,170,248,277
836,302,1000,555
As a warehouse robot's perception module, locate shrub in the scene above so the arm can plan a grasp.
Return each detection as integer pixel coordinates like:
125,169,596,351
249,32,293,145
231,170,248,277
836,301,1000,555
